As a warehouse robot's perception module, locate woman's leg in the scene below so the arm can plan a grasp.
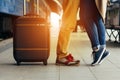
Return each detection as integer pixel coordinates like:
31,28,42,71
84,19,100,50
84,18,106,65
95,18,106,48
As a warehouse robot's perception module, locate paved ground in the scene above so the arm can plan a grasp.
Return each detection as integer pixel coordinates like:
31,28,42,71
0,30,120,80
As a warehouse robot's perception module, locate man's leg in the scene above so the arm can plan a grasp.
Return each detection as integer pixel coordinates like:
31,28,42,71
56,27,72,59
56,26,80,65
56,0,80,65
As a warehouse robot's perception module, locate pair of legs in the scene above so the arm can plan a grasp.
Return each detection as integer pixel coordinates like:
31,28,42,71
56,0,80,65
56,26,80,65
84,16,106,50
85,16,109,65
80,0,109,65
84,14,109,65
80,0,106,49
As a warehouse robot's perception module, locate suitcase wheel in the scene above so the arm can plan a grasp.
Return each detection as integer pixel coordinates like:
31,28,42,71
43,60,47,65
17,61,21,65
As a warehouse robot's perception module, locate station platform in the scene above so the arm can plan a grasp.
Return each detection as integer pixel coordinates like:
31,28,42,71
0,29,120,80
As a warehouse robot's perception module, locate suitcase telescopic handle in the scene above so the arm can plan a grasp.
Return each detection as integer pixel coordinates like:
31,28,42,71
24,0,38,15
23,0,50,21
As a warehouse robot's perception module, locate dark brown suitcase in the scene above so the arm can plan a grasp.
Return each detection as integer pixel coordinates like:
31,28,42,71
13,15,50,65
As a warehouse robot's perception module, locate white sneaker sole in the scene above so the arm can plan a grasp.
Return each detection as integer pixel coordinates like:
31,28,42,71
98,52,110,65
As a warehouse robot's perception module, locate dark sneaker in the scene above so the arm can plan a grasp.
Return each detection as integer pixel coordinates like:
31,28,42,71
56,54,80,66
91,47,105,66
98,50,110,64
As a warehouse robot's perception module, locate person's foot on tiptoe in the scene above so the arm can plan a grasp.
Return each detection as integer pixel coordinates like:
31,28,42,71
56,54,80,66
91,47,105,66
98,50,110,65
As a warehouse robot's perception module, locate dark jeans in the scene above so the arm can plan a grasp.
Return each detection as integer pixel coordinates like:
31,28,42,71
80,0,106,50
84,17,106,50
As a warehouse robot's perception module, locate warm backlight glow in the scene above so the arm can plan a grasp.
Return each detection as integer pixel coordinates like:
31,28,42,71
50,12,61,28
50,12,61,37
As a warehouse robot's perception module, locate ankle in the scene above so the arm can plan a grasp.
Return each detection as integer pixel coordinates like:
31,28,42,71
93,47,99,52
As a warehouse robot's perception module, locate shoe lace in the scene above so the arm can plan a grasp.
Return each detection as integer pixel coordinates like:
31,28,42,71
66,54,74,62
69,54,74,59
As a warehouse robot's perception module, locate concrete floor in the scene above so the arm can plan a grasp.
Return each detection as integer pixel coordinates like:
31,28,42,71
0,29,120,80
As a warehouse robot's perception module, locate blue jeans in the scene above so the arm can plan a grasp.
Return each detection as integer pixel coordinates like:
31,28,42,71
80,0,106,50
84,16,106,50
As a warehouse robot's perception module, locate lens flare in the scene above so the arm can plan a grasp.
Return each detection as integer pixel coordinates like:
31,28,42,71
50,12,61,28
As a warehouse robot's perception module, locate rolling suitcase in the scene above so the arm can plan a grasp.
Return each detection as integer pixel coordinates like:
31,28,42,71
13,0,50,65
